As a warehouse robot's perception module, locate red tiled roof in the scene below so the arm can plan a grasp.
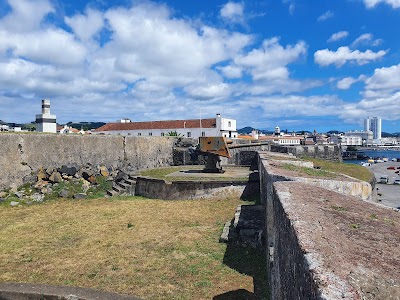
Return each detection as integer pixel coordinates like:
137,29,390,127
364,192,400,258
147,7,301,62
95,118,217,132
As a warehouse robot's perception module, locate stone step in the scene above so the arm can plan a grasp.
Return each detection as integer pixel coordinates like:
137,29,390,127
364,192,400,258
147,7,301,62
123,178,136,185
106,189,118,197
117,181,131,189
112,185,124,193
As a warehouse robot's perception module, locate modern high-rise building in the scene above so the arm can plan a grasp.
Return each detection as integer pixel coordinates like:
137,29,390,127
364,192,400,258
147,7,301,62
364,116,381,140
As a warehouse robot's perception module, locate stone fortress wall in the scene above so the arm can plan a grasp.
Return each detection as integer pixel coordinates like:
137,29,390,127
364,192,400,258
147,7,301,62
0,134,398,299
0,133,175,190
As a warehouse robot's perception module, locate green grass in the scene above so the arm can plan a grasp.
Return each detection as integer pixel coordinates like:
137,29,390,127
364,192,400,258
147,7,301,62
302,157,374,183
0,196,266,300
139,166,249,182
282,163,336,178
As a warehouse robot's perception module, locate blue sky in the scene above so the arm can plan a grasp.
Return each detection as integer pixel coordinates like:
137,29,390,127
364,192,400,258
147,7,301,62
0,0,400,133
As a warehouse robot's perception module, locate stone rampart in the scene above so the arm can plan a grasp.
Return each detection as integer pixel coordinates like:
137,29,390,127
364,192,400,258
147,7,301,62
271,144,342,162
0,133,175,190
259,151,400,299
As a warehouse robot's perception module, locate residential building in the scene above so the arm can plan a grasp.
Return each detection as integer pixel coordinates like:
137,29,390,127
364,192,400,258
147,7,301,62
330,135,363,146
259,135,302,145
345,130,373,146
36,99,56,133
364,116,382,141
94,114,237,139
57,125,81,134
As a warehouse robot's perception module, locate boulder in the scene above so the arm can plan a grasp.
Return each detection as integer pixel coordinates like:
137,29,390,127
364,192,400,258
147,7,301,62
10,201,19,207
99,165,109,177
73,193,87,199
37,167,48,181
34,180,49,189
49,171,63,183
82,169,94,181
14,191,24,198
87,175,96,184
30,193,44,202
46,167,55,175
58,189,69,198
0,191,7,198
59,165,78,176
0,198,6,204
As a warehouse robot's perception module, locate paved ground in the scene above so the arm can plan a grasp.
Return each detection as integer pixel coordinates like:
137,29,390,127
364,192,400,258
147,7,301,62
167,166,253,179
366,161,400,209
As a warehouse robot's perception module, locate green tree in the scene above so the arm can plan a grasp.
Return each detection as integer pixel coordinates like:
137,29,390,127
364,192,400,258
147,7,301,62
166,131,182,136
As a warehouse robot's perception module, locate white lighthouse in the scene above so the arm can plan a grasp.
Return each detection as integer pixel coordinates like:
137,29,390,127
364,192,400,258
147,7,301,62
36,99,57,133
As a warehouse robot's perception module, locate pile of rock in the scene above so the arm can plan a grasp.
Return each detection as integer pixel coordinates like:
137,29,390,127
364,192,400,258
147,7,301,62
1,164,135,206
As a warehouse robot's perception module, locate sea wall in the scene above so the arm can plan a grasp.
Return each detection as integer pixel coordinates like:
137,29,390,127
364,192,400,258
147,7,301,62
0,133,176,190
259,152,400,299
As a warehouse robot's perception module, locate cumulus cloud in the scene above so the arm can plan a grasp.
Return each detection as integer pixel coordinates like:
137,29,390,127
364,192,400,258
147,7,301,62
328,31,349,42
65,9,104,41
234,37,307,81
217,65,243,78
314,46,387,67
364,63,400,91
363,0,400,8
0,0,54,32
337,75,366,90
317,10,334,21
220,2,245,24
351,33,383,48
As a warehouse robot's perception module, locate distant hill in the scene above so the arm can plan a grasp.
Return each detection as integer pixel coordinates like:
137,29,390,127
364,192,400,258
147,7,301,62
66,121,106,131
237,127,274,135
382,132,400,137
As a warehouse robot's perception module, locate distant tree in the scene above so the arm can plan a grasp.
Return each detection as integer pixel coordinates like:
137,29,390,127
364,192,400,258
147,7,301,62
166,131,182,136
346,146,358,152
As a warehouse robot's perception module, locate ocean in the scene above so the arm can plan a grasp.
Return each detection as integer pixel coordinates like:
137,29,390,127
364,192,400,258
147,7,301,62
343,149,400,165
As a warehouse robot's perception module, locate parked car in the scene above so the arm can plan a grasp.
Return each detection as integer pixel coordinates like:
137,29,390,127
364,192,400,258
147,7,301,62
394,179,400,185
387,166,395,170
380,176,389,184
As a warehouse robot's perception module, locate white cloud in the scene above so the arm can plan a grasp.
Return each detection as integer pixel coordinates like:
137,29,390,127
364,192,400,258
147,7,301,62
364,0,400,8
364,63,400,91
328,31,349,42
337,75,366,90
234,37,307,81
317,10,334,21
314,46,387,67
220,2,245,24
217,65,243,78
351,33,383,48
65,9,104,42
0,0,54,32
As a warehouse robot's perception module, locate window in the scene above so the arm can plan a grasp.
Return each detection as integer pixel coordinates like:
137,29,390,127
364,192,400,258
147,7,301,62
149,132,152,136
138,133,141,136
228,121,231,127
201,132,205,137
161,132,165,136
187,132,191,137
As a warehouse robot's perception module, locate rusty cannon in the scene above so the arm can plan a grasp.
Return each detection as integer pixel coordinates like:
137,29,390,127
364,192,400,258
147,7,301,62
193,137,270,173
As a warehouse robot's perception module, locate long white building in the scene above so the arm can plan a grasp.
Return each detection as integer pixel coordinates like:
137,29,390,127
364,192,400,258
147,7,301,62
94,114,238,139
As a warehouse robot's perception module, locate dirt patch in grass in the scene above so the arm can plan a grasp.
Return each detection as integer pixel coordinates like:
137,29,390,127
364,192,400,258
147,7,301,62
0,196,266,300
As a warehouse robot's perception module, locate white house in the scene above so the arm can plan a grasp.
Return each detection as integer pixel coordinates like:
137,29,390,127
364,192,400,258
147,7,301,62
94,114,238,139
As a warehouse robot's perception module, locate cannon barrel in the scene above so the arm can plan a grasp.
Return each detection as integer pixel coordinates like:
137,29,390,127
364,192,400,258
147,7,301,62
228,142,270,149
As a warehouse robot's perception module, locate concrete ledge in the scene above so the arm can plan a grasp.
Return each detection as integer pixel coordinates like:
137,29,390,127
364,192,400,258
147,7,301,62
135,176,259,200
0,283,142,300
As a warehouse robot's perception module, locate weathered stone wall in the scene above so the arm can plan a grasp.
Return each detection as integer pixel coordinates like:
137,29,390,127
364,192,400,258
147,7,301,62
270,144,342,162
259,151,400,299
135,177,259,200
0,133,175,190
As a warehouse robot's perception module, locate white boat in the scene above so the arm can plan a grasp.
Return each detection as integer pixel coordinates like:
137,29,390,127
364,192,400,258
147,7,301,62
383,157,389,162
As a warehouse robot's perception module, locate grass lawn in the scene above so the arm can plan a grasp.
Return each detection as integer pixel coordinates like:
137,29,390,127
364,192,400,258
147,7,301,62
302,157,374,183
0,196,266,300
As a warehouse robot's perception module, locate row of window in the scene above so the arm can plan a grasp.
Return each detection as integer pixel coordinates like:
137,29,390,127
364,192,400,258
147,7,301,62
126,131,206,137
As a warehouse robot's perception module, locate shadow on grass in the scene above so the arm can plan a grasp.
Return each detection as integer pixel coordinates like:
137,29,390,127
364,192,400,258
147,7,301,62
213,244,269,300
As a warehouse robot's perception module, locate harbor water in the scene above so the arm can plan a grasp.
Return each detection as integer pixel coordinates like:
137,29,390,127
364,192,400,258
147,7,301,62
343,149,400,165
